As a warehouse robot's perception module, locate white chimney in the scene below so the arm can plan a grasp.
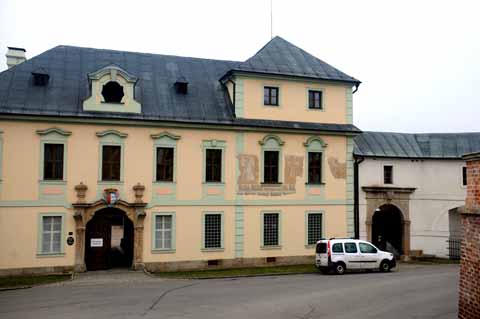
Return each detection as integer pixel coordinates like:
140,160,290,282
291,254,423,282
6,47,26,69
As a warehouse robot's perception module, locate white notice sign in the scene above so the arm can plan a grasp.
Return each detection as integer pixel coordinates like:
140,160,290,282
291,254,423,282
90,238,103,247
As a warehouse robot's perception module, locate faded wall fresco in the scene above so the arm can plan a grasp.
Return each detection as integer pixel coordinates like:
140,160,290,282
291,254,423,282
237,154,303,196
328,157,346,179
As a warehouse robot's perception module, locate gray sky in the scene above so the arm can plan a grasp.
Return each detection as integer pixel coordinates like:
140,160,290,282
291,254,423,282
1,0,478,133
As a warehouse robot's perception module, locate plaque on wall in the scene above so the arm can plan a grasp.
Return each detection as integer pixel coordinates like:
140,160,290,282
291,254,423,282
90,238,103,247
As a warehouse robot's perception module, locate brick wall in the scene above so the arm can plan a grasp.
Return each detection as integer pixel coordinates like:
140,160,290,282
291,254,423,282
459,153,480,319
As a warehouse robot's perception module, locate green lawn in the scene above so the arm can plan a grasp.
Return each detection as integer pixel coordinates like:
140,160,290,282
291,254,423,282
0,274,71,289
154,264,318,279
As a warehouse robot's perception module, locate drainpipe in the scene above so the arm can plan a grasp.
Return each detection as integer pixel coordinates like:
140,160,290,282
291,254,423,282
353,155,364,239
352,83,360,94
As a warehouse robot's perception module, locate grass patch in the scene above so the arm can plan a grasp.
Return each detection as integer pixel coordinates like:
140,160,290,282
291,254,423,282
154,264,317,279
0,274,71,289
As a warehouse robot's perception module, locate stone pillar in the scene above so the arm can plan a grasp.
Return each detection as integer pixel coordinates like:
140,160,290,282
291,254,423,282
133,207,146,270
73,209,87,272
458,152,480,319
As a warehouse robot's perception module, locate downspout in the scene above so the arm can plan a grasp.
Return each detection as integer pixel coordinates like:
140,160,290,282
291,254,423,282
352,82,360,94
353,155,364,239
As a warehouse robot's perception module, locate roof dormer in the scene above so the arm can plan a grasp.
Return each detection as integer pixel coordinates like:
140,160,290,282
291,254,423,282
83,64,141,113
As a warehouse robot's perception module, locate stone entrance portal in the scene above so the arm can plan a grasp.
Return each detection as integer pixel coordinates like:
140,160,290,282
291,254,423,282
363,186,415,257
73,183,146,272
372,204,404,257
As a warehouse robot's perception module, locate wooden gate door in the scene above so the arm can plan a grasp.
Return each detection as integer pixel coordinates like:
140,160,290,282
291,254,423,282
85,215,112,270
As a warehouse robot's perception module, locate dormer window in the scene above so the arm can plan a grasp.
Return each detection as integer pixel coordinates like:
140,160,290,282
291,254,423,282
174,77,188,94
83,64,141,113
102,81,124,103
32,68,50,86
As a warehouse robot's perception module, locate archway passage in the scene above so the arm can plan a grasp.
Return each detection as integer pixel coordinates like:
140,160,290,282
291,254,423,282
85,208,134,271
372,204,403,257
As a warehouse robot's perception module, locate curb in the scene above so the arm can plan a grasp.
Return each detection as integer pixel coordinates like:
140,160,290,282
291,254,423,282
155,271,318,280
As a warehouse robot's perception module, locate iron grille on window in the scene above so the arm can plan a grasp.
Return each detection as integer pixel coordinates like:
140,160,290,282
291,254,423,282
263,213,279,246
264,86,279,106
156,147,174,181
42,216,62,253
384,165,393,184
308,152,322,184
155,215,172,249
205,149,222,183
102,145,121,181
264,151,279,183
204,214,222,249
43,143,64,180
307,213,322,245
308,90,323,109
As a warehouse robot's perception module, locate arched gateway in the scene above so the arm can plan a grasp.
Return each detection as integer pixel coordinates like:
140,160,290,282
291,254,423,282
73,183,146,272
372,204,404,256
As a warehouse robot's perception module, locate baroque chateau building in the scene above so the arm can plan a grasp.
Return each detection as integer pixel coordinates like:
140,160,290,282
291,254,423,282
0,37,360,274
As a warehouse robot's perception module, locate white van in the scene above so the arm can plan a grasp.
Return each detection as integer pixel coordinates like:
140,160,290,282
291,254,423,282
315,238,396,274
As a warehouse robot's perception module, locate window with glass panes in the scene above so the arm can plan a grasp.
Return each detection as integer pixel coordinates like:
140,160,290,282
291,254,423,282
102,145,121,181
308,152,322,184
155,215,173,249
383,165,393,184
263,213,279,246
307,213,323,245
204,214,222,249
308,90,323,109
41,216,62,254
264,86,279,106
43,143,64,180
263,151,279,183
156,147,174,182
205,149,222,183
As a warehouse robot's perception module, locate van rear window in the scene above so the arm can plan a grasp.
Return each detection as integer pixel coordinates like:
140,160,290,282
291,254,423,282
316,243,327,253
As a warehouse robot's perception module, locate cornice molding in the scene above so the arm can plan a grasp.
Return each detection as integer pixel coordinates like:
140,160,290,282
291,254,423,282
96,129,128,138
36,127,72,136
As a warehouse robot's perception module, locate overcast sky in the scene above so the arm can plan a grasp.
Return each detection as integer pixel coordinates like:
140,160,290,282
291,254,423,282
0,0,478,133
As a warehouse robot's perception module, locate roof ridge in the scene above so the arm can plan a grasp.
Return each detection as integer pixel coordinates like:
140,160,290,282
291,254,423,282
53,45,242,64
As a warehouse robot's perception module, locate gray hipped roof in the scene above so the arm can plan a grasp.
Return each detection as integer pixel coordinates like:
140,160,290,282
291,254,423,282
0,37,360,134
354,131,480,159
227,36,360,84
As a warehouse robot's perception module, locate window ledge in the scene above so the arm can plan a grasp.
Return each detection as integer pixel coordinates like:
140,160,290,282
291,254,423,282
305,244,316,249
203,182,225,185
261,183,282,186
201,248,224,252
153,181,176,185
39,180,67,185
36,253,66,258
261,245,282,250
305,182,325,186
98,180,124,184
151,249,176,254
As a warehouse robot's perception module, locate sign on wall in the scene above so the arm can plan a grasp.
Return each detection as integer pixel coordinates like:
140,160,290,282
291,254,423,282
90,238,103,247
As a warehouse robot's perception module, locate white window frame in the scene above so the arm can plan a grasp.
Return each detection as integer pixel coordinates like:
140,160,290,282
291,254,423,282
152,212,176,252
37,213,65,256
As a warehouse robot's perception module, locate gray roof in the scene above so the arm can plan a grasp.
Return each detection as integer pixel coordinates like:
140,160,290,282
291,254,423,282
0,38,360,134
354,131,480,159
228,36,360,84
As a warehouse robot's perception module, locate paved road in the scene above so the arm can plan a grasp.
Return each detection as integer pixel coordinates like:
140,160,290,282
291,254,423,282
0,264,458,319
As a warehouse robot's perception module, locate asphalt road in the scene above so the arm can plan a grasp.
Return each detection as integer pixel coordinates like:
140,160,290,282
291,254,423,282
0,264,459,319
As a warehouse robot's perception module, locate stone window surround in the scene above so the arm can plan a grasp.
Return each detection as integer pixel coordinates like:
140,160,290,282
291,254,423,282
304,136,327,185
201,211,224,251
83,65,141,114
151,212,176,253
36,128,71,184
259,135,284,184
37,212,66,257
202,140,226,184
151,132,181,184
96,130,127,184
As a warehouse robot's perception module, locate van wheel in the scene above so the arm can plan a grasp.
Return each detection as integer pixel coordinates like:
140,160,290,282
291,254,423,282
334,263,346,275
380,260,391,272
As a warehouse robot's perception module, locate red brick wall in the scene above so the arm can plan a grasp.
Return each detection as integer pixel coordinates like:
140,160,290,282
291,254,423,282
459,156,480,319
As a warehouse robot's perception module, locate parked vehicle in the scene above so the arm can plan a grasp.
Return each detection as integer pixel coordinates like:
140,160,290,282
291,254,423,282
315,238,396,275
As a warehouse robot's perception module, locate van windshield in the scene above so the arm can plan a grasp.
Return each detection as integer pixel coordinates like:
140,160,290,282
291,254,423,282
316,243,327,254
